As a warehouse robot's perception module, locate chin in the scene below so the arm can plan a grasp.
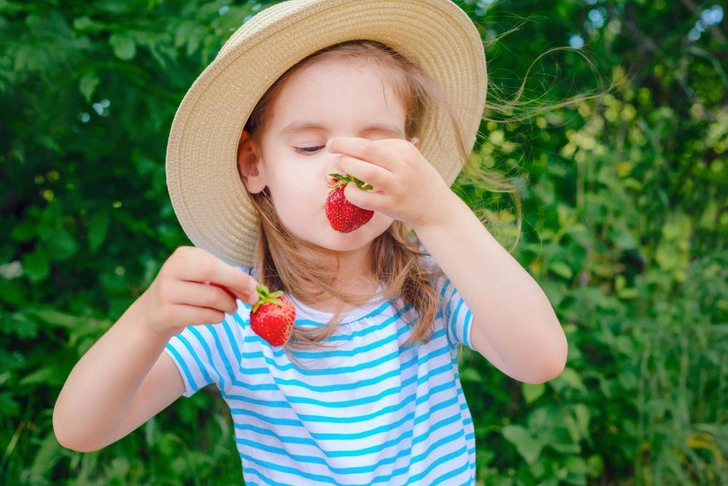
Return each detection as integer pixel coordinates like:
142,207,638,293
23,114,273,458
318,230,378,253
286,215,393,253
321,222,393,252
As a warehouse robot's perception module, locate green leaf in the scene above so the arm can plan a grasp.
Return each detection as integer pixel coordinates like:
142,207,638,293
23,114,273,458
502,425,544,464
540,280,567,307
0,392,20,418
565,456,590,476
28,309,109,344
22,249,49,283
2,312,39,338
88,210,111,252
100,0,133,14
617,287,640,299
573,404,591,438
29,433,62,481
145,416,157,446
550,261,573,279
18,366,62,386
459,367,482,384
174,21,192,48
699,200,718,229
29,308,79,328
110,33,136,60
11,220,37,242
522,382,545,404
611,227,638,250
79,72,99,102
549,424,582,454
554,367,587,393
618,371,639,391
587,455,604,477
48,228,78,261
73,16,92,30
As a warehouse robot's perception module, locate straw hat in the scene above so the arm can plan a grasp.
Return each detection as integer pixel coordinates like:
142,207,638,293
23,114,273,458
166,0,487,267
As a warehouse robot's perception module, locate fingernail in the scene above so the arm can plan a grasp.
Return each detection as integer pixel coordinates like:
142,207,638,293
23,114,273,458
333,156,341,167
248,280,258,295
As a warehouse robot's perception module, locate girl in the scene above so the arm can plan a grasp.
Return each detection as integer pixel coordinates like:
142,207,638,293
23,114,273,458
54,0,567,484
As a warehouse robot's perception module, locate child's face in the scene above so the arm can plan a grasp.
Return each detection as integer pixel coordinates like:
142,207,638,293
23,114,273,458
243,57,409,254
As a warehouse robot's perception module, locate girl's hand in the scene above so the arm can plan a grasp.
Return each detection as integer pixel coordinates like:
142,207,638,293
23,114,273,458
138,247,259,339
326,137,457,229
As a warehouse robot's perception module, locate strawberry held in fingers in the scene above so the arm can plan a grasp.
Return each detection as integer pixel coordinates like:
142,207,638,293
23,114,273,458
325,173,374,233
250,285,295,347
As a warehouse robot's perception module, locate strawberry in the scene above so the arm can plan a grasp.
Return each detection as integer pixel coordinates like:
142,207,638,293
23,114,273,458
250,285,295,347
325,173,374,233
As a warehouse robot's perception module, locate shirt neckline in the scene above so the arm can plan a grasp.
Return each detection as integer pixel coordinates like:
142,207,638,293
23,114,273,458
286,292,386,325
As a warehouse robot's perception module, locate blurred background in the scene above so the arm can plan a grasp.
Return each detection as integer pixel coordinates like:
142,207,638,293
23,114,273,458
1,0,726,484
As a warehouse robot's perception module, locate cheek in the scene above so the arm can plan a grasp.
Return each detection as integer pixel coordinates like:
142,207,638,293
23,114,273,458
268,177,324,226
275,192,318,221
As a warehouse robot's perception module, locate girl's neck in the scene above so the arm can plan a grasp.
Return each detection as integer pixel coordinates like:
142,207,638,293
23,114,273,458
302,244,379,313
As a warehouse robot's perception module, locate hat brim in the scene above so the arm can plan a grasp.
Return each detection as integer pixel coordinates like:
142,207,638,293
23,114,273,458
166,0,487,267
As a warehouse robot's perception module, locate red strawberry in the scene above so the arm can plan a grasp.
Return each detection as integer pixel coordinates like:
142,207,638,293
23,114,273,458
250,285,295,347
325,174,374,233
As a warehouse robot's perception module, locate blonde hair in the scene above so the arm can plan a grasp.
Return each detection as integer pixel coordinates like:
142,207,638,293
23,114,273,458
243,40,513,348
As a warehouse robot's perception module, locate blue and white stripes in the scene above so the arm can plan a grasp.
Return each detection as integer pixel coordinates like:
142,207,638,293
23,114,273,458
165,276,476,485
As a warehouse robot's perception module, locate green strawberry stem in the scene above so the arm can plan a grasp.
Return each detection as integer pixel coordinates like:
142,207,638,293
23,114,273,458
328,173,373,191
253,284,285,313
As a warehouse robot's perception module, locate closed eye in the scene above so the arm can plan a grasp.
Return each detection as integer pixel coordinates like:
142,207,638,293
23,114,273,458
295,146,324,155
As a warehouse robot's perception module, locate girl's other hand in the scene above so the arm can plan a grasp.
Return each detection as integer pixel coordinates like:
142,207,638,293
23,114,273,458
326,137,456,229
138,246,259,339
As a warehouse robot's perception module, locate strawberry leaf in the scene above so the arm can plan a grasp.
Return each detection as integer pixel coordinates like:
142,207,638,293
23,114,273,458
327,173,373,191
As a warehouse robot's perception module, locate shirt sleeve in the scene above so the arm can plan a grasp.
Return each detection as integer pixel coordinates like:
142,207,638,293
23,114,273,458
435,274,474,350
164,313,243,398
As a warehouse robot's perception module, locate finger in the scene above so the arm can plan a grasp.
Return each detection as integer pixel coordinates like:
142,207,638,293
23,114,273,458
343,183,391,212
333,155,393,191
170,280,240,315
174,305,227,328
327,137,400,171
169,247,259,304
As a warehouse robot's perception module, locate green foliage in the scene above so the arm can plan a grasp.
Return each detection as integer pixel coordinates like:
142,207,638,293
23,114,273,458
456,1,728,483
1,0,726,484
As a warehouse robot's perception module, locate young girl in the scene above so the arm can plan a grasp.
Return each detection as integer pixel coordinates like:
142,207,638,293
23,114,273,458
54,0,567,484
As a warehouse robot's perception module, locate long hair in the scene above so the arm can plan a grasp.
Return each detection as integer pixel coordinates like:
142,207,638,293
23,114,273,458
242,40,511,347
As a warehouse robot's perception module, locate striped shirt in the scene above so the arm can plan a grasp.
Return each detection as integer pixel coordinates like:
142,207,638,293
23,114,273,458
165,275,476,485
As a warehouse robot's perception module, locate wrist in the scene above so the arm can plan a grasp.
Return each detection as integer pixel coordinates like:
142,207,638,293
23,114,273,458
411,189,464,232
126,292,178,345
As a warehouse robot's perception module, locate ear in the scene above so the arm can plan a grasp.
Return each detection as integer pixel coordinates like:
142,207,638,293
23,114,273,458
237,130,266,194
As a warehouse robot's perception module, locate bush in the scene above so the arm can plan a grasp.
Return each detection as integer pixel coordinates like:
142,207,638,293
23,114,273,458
2,0,726,484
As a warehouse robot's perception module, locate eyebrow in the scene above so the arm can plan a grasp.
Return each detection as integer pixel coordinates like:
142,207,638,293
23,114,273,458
279,121,404,138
